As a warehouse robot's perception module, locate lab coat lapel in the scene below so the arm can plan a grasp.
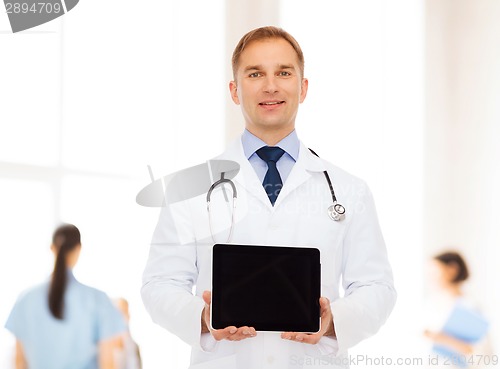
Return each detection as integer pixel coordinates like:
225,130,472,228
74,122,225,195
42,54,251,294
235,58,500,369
216,139,327,210
273,142,327,208
216,139,274,210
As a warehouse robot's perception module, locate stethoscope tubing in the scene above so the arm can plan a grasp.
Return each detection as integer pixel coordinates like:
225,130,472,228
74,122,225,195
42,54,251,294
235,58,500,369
207,173,237,243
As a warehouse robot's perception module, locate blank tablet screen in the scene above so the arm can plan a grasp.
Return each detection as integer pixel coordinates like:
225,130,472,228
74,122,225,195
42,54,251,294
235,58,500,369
211,244,321,332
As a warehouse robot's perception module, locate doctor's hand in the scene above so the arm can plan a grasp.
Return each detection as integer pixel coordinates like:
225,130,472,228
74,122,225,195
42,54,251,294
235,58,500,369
201,290,257,341
281,297,335,345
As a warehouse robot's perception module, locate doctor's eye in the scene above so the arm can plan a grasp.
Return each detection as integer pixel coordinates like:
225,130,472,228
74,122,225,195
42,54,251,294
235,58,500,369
248,72,262,78
278,71,291,77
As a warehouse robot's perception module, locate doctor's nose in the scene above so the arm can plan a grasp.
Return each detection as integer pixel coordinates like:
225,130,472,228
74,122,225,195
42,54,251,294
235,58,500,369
263,76,279,94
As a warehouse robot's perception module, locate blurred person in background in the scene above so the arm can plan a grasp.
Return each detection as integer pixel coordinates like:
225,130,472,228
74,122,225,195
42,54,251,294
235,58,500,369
113,298,142,369
4,224,126,369
423,251,494,368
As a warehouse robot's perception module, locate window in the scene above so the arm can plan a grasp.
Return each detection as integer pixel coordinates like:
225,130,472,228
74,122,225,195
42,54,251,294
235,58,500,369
0,1,224,367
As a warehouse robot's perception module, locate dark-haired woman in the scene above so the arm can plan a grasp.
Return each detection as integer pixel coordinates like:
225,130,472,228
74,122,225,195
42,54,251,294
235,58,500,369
5,224,126,369
423,251,492,368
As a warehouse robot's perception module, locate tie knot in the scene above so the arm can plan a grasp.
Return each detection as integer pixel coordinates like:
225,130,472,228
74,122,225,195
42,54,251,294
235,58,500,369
256,146,285,164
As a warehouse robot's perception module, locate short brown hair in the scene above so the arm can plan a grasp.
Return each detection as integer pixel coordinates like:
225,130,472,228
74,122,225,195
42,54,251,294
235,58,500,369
232,26,305,80
434,251,470,284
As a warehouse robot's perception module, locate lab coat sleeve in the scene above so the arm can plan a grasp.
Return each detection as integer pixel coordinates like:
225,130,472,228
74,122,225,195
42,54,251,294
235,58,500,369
330,182,397,355
141,200,208,351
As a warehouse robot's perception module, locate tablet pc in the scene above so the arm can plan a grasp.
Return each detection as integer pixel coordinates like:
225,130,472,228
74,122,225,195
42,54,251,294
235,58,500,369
211,244,321,333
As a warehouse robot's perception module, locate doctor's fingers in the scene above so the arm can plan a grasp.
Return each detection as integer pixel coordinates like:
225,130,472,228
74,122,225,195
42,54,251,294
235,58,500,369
227,326,257,341
281,332,322,345
202,290,212,305
214,326,256,341
319,297,332,315
211,326,238,341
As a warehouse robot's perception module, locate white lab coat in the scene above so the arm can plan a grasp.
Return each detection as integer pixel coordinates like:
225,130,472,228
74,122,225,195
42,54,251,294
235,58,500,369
141,138,396,369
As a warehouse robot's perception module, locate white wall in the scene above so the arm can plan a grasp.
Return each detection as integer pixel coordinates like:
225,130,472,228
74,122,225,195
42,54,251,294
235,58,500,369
281,1,425,365
425,0,500,353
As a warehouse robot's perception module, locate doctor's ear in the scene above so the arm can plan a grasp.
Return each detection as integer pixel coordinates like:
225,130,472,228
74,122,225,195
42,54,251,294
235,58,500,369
229,81,240,105
299,78,309,103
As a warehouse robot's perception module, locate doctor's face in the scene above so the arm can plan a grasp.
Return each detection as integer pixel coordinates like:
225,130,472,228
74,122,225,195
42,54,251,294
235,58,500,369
229,38,308,136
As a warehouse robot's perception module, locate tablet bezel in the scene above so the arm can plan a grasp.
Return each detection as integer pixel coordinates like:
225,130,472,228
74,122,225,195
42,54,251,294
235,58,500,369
210,244,321,333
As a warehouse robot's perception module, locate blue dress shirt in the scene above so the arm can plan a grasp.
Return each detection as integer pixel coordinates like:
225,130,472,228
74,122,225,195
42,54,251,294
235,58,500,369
241,129,299,184
5,271,126,369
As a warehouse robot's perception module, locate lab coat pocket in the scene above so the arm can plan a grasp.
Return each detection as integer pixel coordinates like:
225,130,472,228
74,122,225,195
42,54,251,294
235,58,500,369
188,354,238,369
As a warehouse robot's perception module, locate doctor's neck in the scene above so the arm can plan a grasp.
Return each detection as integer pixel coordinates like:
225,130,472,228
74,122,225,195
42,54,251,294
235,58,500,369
246,126,295,146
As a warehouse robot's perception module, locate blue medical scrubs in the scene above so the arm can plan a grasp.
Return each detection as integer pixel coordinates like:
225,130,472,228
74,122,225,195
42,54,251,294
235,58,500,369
5,271,126,369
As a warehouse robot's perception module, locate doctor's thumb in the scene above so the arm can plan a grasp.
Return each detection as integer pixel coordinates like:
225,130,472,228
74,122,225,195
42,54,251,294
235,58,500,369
202,290,212,305
319,297,331,310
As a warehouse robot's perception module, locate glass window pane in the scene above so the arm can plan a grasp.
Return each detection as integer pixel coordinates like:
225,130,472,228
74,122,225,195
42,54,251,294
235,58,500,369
0,9,11,32
0,179,54,364
0,34,60,166
61,1,225,176
59,175,150,293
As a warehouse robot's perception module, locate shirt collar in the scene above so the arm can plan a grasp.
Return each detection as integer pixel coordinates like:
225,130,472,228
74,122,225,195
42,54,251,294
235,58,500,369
67,269,77,282
241,129,300,161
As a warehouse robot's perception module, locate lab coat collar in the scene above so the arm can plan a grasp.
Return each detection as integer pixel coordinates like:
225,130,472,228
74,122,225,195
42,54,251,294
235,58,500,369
273,141,327,208
217,138,327,210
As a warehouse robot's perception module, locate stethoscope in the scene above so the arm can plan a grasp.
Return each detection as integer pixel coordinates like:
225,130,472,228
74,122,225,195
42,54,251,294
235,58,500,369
307,148,346,222
206,148,345,243
206,172,238,243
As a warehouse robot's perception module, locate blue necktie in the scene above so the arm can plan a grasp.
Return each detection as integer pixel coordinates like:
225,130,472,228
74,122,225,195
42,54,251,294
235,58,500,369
256,146,285,206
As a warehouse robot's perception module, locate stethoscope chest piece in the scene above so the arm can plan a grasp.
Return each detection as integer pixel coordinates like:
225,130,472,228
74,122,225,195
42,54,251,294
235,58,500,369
308,148,346,222
328,202,346,222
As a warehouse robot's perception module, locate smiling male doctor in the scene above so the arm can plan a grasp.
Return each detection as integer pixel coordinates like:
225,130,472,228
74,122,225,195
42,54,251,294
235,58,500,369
142,26,396,369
